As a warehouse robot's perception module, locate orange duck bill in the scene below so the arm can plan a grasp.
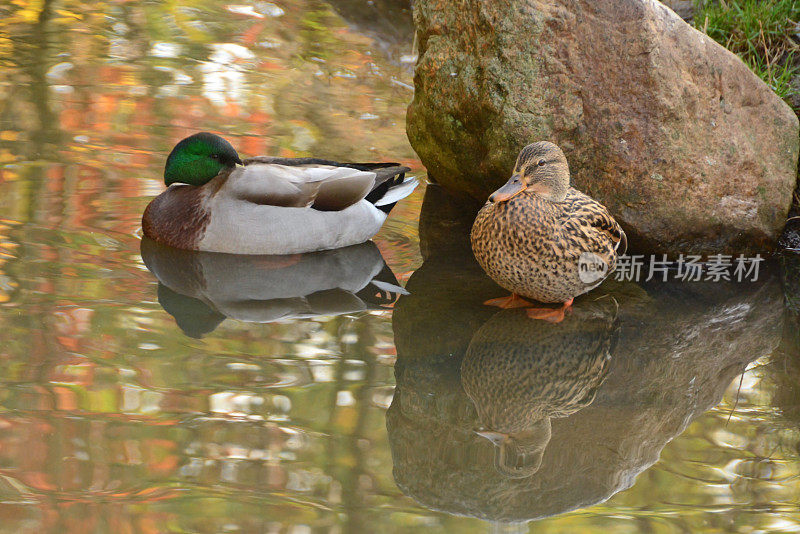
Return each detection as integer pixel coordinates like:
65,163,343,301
489,174,527,203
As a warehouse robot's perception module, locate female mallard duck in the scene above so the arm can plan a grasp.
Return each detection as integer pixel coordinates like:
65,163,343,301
142,132,417,254
471,141,626,322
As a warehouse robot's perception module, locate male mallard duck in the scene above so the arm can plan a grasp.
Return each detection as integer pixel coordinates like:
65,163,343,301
142,132,417,254
470,141,626,322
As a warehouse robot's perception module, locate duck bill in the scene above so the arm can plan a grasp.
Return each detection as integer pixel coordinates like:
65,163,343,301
475,430,508,446
489,175,527,203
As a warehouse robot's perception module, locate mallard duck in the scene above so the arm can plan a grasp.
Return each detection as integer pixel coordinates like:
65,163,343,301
470,141,626,321
142,132,417,254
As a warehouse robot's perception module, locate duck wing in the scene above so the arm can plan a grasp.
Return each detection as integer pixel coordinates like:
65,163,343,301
241,156,412,211
228,160,373,209
563,188,627,267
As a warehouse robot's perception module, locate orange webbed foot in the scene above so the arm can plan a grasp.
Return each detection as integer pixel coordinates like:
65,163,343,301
526,298,574,323
483,294,533,309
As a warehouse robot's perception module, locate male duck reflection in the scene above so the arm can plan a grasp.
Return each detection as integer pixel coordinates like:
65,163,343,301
140,238,406,337
461,307,613,479
471,142,626,322
142,132,417,254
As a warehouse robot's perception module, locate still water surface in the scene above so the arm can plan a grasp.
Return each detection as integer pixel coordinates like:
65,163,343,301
1,1,800,532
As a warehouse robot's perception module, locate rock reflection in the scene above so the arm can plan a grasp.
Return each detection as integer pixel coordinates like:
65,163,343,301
327,0,414,62
387,185,785,523
141,238,405,336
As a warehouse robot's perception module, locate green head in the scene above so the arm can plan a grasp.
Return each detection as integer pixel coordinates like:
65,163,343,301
164,132,242,186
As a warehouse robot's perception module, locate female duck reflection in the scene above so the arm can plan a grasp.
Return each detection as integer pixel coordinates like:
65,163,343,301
140,237,406,337
461,303,616,478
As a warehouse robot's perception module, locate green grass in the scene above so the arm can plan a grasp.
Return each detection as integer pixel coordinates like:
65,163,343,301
694,0,800,108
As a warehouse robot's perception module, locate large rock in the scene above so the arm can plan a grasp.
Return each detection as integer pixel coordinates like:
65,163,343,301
406,0,800,254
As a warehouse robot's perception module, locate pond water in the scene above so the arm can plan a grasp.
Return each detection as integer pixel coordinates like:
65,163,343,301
1,1,800,532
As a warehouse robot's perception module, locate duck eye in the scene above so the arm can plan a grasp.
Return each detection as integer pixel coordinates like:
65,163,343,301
537,160,546,167
210,154,219,160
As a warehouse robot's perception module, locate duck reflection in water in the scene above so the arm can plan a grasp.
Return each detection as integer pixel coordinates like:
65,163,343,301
387,185,785,524
140,237,406,336
462,302,615,479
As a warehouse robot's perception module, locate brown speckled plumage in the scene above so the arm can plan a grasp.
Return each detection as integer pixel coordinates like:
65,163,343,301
471,142,626,303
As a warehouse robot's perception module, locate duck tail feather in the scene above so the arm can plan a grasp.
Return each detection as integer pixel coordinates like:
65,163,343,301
617,228,628,256
355,262,407,306
368,174,419,213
